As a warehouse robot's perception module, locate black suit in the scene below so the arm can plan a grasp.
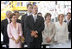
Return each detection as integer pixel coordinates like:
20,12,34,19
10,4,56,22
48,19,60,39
21,14,28,38
68,20,71,40
64,19,71,40
21,14,28,48
24,15,44,48
1,19,9,48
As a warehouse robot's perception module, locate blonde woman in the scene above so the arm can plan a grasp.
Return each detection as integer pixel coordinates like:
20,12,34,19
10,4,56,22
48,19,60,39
54,14,68,43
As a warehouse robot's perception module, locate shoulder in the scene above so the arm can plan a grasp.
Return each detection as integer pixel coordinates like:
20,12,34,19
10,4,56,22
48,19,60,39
1,19,7,23
38,16,44,21
38,16,44,19
21,14,27,18
7,23,11,27
17,19,21,23
22,14,27,16
26,15,33,19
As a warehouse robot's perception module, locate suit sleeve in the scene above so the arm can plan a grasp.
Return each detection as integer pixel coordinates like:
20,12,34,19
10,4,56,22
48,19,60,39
68,21,71,32
21,15,24,32
24,17,33,38
37,17,45,33
1,21,4,35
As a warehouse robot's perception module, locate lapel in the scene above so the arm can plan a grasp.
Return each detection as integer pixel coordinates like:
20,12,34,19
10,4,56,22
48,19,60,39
31,15,35,24
5,19,8,24
35,15,39,23
32,14,39,23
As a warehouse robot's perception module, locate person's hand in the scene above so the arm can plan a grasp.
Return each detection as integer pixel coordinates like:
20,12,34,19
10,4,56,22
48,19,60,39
31,31,37,37
11,37,15,41
46,37,51,43
17,36,21,40
15,39,20,44
34,34,38,38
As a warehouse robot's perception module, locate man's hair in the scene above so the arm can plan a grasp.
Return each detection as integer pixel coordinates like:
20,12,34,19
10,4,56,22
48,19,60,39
27,4,32,8
6,11,12,15
67,12,71,15
14,10,19,13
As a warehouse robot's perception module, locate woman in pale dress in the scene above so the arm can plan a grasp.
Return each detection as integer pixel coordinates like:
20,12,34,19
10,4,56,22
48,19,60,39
54,14,68,43
7,13,23,48
42,13,56,45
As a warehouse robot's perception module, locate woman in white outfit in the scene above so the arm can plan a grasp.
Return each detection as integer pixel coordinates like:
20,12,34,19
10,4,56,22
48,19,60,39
54,14,68,43
42,13,56,45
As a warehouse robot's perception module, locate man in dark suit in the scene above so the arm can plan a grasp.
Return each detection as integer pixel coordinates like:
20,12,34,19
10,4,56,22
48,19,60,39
64,12,71,25
64,12,71,40
24,5,44,48
1,11,12,48
68,20,71,40
21,4,33,48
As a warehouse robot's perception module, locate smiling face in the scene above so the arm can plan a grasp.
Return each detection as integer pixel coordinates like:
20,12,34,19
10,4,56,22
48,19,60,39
46,15,51,22
6,12,12,19
58,14,64,22
45,13,51,22
27,4,33,13
67,13,71,20
15,13,20,19
10,13,17,23
33,5,38,15
11,15,17,23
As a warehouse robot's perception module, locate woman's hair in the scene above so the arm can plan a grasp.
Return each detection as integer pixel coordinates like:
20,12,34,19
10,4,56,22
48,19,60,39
10,13,17,22
58,14,64,21
10,13,16,19
45,13,51,20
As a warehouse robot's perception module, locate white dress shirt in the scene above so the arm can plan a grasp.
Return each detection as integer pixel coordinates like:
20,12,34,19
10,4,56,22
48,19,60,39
26,12,32,16
32,14,37,22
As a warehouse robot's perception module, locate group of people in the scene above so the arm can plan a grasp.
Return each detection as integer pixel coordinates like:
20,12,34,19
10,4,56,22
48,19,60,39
1,4,71,48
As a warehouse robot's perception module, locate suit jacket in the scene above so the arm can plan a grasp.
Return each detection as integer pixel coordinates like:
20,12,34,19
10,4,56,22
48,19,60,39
1,19,9,44
24,15,44,43
21,14,28,38
42,22,56,44
68,20,71,32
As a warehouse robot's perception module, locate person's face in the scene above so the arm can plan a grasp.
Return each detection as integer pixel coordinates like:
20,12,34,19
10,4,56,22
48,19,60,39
67,14,71,20
27,5,33,13
11,16,17,23
7,12,12,19
15,13,20,19
33,6,38,14
38,14,42,16
46,15,51,22
59,15,64,22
